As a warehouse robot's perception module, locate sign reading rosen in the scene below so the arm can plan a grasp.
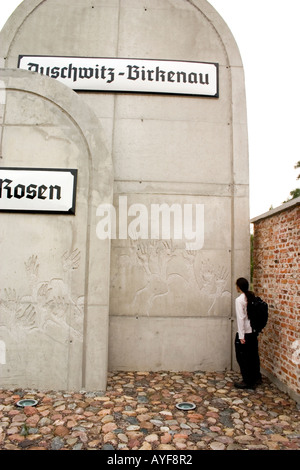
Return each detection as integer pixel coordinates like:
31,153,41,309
18,56,219,97
0,168,77,214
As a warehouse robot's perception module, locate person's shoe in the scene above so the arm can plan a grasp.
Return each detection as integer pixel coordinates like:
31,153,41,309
234,381,256,390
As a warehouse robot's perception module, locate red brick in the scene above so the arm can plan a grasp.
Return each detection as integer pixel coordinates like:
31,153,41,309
253,203,300,397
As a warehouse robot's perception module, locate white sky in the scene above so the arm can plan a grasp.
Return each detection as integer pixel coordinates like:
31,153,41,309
1,0,299,219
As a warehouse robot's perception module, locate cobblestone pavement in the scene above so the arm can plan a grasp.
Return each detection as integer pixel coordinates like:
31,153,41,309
0,370,299,451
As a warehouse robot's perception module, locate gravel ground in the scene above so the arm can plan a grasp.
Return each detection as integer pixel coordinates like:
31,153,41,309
0,370,299,451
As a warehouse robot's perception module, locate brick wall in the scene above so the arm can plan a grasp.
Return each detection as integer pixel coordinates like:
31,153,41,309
251,197,300,401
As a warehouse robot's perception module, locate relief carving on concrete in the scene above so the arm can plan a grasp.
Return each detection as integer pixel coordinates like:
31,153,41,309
110,240,230,317
0,249,84,343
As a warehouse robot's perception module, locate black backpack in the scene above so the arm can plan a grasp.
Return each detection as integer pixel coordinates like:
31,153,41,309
247,296,268,335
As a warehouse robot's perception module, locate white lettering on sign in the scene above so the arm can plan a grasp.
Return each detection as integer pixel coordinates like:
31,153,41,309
18,56,219,97
0,168,77,214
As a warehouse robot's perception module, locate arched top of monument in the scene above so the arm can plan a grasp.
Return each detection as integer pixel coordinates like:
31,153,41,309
0,0,243,69
0,67,113,198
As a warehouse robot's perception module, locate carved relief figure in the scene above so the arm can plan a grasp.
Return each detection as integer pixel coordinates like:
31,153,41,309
110,240,230,317
0,249,83,341
0,249,84,385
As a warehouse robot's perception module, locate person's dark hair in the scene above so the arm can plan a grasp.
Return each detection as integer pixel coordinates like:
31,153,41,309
236,277,255,316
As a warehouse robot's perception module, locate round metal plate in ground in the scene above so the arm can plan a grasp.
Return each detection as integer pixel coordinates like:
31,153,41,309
175,402,196,411
16,399,38,407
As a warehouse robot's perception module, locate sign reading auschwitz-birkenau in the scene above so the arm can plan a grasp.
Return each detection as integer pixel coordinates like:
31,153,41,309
0,168,77,214
18,56,219,97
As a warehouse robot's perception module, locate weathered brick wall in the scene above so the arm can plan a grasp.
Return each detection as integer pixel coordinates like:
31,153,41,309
252,199,300,400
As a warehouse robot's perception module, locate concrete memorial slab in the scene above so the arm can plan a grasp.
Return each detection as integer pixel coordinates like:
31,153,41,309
0,68,113,390
0,0,249,390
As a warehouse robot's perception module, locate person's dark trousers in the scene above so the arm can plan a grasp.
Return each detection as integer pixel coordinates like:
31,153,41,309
235,332,261,386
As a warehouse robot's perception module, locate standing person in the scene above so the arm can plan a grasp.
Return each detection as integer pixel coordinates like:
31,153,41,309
234,277,262,389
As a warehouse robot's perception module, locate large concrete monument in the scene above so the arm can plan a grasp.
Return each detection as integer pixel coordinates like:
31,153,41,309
0,0,249,391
